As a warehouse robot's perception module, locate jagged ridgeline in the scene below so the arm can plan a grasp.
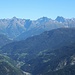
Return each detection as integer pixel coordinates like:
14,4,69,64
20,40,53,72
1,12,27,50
0,16,75,40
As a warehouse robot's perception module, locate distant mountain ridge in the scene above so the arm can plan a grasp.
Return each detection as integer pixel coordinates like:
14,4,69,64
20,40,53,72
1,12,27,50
0,16,75,40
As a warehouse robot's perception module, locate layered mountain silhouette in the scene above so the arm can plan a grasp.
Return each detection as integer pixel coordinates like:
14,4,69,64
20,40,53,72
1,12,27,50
0,16,75,40
1,28,75,75
0,16,75,75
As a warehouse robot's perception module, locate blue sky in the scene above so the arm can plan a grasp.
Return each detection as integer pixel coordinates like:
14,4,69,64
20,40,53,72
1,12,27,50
0,0,75,20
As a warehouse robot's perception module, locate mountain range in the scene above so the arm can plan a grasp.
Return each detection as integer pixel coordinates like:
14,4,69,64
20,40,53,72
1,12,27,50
1,28,75,75
0,16,75,40
0,16,75,75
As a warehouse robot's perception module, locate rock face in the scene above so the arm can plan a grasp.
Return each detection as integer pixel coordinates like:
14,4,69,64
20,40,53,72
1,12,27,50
55,16,66,22
0,16,75,40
